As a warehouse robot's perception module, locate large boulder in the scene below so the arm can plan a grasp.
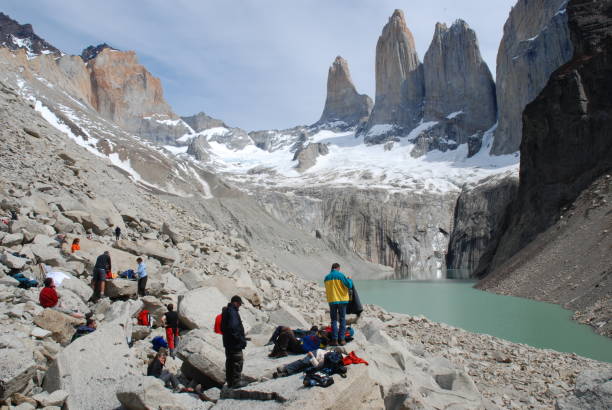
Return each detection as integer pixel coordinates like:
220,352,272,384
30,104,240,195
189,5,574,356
105,278,138,299
556,369,612,410
268,302,310,329
1,251,28,269
44,302,139,410
76,238,138,273
55,273,93,301
161,222,183,245
116,376,210,410
115,239,179,265
1,232,24,246
56,288,88,314
141,295,166,324
33,309,83,345
31,390,70,407
202,276,262,307
9,219,55,236
27,243,64,266
0,340,36,400
63,211,109,235
178,287,227,330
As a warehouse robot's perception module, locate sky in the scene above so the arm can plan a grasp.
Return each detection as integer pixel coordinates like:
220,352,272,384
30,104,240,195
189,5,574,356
3,0,516,131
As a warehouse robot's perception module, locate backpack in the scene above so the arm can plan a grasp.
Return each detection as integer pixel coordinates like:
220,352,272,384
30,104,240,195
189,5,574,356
151,336,168,351
322,351,347,377
303,372,334,388
138,310,152,327
214,313,223,334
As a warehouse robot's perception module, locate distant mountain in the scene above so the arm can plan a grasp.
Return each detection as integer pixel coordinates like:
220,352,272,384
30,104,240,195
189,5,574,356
0,12,60,57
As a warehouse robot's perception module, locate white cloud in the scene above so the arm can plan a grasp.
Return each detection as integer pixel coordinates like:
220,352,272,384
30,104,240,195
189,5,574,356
3,0,515,130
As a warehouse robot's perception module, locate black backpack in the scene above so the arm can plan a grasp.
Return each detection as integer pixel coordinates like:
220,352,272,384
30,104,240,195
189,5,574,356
321,351,347,377
303,372,335,388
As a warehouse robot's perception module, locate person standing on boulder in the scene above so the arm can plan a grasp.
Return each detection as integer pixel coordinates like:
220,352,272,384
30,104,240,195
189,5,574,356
91,250,111,302
162,303,180,357
324,262,353,346
114,226,121,241
136,257,147,297
221,295,248,388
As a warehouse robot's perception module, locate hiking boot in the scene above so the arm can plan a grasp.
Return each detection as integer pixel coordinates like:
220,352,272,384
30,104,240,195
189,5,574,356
339,340,347,346
229,380,250,389
329,339,338,346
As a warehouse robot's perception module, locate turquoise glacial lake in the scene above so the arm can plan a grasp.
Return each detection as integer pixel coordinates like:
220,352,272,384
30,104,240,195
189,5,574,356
355,280,612,363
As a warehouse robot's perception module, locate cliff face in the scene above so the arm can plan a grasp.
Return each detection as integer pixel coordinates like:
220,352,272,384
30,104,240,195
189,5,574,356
317,56,372,127
492,0,573,155
479,0,612,335
423,20,497,139
446,172,518,276
86,47,190,144
365,9,424,142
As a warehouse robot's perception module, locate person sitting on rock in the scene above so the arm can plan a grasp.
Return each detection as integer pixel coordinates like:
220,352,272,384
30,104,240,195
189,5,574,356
324,262,353,346
136,257,147,297
162,303,180,357
268,326,304,358
71,318,97,342
39,277,59,308
147,348,181,391
70,238,80,253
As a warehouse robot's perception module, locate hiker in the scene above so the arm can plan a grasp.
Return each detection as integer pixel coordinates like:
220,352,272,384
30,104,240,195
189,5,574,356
70,238,80,253
162,303,180,357
147,348,180,391
324,262,353,346
273,348,329,378
71,318,97,342
39,277,59,308
114,226,121,241
91,251,111,302
10,209,17,220
136,257,147,297
268,326,303,358
221,295,248,388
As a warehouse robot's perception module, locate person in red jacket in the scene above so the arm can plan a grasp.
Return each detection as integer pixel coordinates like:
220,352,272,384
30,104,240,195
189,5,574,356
39,277,59,308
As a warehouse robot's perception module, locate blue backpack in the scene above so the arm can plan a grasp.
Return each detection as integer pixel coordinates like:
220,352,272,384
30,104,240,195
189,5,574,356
151,336,168,351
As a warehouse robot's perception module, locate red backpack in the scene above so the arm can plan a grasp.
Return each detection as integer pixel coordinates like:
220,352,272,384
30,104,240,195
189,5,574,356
138,310,151,327
214,313,223,334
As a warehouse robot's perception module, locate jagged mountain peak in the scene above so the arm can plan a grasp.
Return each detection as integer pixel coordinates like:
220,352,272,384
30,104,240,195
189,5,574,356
0,12,61,57
81,43,118,62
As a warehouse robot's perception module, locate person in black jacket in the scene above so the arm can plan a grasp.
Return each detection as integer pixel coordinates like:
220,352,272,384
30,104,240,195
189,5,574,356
90,251,111,302
220,295,247,388
114,226,121,241
147,349,180,390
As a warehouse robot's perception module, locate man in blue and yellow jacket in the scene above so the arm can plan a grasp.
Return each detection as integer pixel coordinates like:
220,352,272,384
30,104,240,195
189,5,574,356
324,263,353,346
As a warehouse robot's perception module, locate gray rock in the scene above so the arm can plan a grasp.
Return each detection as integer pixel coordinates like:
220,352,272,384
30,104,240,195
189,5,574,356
316,56,372,127
1,232,24,246
556,369,612,410
44,302,138,410
32,390,69,407
178,287,227,330
33,309,82,345
28,243,64,266
117,376,211,410
492,0,573,155
9,219,55,236
268,301,310,329
131,325,152,341
365,9,424,143
115,239,179,265
0,273,19,287
1,251,28,269
422,20,496,150
57,274,93,301
292,143,329,173
161,221,183,245
105,279,138,299
0,347,36,400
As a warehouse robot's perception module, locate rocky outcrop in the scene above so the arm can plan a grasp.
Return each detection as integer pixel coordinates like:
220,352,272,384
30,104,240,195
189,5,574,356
365,9,424,143
182,111,227,131
479,0,612,335
446,172,518,277
420,20,496,155
0,12,60,57
492,0,573,155
316,56,372,127
80,43,116,62
86,47,190,144
292,142,329,172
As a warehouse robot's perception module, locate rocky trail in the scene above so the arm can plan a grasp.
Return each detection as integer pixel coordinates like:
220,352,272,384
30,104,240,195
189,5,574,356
0,75,610,410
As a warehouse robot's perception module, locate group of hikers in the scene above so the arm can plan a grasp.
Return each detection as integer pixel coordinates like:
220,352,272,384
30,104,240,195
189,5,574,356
89,250,148,302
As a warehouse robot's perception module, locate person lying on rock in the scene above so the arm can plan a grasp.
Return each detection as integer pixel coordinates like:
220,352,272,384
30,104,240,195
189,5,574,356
147,348,181,391
71,318,96,342
273,348,331,378
268,326,304,358
39,277,84,318
324,262,353,346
